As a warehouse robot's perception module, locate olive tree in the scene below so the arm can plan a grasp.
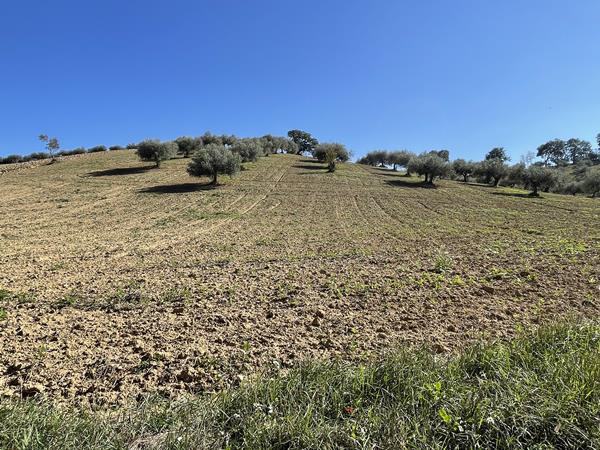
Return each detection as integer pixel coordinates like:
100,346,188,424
260,135,279,155
187,143,241,185
260,136,298,156
504,163,527,187
357,154,375,165
136,139,178,168
474,158,507,186
432,149,450,161
407,153,450,185
200,132,223,146
38,134,60,162
231,138,263,162
452,159,476,182
220,134,238,146
522,165,559,196
369,150,388,167
563,181,583,196
314,143,349,172
175,136,202,158
388,150,413,172
582,167,600,197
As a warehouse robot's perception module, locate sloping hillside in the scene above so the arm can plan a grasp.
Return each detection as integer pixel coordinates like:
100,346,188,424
0,151,598,403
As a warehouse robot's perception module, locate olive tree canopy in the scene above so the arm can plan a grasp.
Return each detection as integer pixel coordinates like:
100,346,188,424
136,139,178,167
187,143,241,185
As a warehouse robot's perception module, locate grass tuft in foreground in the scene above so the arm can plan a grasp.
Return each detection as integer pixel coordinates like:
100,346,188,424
1,321,599,449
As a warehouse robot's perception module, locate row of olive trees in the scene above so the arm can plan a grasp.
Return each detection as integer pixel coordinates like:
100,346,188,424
0,138,132,165
134,129,350,183
358,150,450,183
358,146,600,197
452,150,600,197
135,139,257,184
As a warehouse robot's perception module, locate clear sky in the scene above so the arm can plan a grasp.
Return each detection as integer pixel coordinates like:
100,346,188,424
1,0,599,160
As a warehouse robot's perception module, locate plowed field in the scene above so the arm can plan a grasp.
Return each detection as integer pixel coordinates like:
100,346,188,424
1,151,598,404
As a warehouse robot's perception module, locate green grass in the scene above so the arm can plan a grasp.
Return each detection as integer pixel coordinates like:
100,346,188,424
1,321,599,449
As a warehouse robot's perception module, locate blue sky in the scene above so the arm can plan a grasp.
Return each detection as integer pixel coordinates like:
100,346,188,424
1,0,599,160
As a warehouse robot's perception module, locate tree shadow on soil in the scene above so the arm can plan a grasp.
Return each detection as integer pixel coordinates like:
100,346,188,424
384,179,437,189
138,183,217,194
465,182,496,188
86,166,153,177
294,164,326,170
491,192,537,199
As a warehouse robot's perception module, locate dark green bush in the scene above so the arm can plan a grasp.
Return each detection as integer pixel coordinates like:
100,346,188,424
87,145,107,153
29,152,50,160
582,167,600,197
0,154,23,164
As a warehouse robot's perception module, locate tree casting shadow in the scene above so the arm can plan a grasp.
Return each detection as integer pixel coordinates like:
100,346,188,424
138,183,217,194
86,166,153,177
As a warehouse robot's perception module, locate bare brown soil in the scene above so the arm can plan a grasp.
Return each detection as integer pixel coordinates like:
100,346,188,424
0,151,598,404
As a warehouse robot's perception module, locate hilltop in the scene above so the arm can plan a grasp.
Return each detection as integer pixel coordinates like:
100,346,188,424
0,150,599,403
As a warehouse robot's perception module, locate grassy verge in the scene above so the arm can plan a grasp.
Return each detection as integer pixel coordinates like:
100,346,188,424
1,321,599,449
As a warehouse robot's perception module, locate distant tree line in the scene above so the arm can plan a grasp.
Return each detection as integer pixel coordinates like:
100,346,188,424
0,142,120,165
358,135,600,198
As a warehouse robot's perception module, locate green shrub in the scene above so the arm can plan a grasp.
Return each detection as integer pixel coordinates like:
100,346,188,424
108,145,124,151
57,148,86,157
